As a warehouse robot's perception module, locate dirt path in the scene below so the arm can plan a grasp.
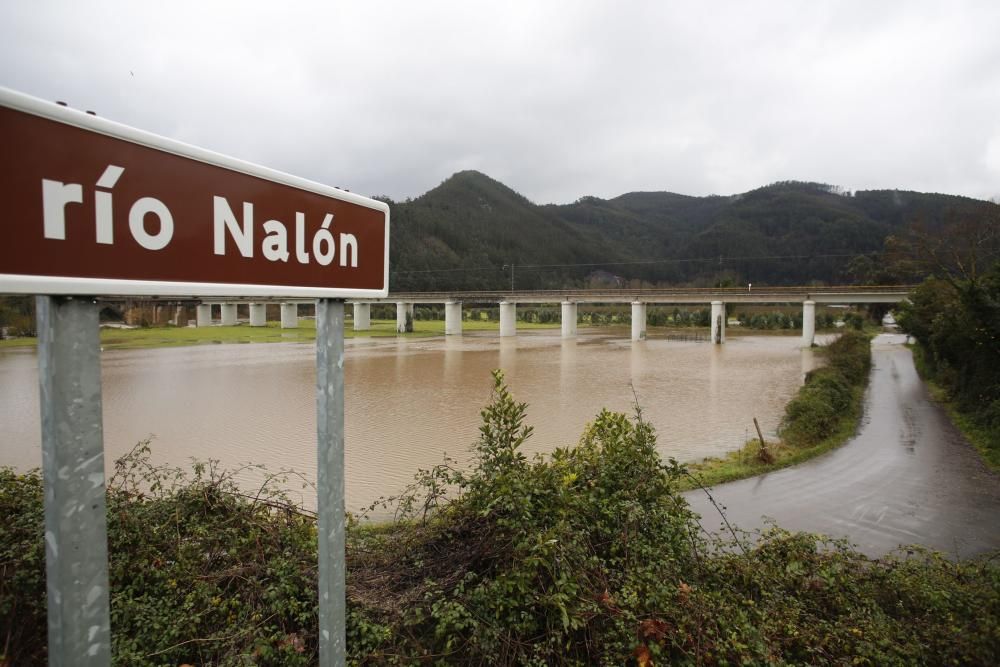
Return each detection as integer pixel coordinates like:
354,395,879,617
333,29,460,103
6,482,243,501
684,334,1000,558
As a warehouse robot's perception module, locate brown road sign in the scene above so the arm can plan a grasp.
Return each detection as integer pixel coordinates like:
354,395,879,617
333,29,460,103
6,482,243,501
0,87,389,298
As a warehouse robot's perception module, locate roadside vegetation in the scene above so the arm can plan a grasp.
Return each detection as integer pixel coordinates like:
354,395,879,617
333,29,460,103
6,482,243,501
898,261,1000,469
683,330,871,489
3,370,998,665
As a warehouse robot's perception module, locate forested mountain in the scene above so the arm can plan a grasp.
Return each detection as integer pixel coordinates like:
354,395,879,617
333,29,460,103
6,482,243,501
386,171,996,290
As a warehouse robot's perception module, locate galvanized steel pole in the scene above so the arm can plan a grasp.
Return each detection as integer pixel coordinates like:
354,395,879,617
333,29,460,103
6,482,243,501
36,296,111,666
315,299,346,666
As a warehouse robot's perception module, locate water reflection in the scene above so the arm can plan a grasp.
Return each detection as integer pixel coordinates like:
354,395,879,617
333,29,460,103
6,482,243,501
498,337,518,376
801,347,816,379
708,344,722,398
559,339,579,412
443,336,462,385
0,332,811,515
629,340,645,382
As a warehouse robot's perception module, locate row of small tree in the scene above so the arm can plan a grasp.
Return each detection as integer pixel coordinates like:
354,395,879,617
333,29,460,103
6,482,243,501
892,203,1000,463
358,304,852,330
898,262,1000,463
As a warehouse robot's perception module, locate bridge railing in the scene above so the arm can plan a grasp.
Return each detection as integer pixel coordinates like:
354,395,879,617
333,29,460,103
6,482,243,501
376,285,915,303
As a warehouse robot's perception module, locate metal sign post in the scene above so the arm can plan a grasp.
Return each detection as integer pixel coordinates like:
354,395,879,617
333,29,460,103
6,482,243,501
2,87,389,666
36,296,111,664
316,299,346,665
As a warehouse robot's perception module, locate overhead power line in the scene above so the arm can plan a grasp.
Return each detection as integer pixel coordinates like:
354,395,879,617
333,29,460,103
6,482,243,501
389,252,864,276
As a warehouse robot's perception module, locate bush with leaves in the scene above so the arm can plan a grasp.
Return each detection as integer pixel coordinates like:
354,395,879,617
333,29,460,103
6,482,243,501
0,467,46,663
356,371,699,663
780,331,872,447
106,447,319,666
1,444,319,666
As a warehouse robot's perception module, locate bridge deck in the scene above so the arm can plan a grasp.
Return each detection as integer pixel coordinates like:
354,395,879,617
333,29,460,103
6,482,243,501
366,285,913,305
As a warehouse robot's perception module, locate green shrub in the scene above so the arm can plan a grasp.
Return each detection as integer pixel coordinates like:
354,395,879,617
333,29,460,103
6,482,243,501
805,369,854,412
825,330,873,384
780,331,871,447
356,372,699,663
0,468,46,664
781,388,842,446
844,312,866,330
1,446,319,666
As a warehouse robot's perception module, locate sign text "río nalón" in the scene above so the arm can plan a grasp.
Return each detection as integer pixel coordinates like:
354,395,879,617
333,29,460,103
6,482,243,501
0,87,390,298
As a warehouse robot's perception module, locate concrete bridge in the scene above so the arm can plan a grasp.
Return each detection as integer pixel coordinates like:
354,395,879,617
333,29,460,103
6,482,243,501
191,285,912,347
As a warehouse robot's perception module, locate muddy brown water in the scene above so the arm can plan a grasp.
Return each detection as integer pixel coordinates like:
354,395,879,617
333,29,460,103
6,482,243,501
0,329,820,516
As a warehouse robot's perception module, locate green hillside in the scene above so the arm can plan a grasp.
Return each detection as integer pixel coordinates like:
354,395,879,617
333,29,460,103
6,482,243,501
386,172,995,291
388,171,613,291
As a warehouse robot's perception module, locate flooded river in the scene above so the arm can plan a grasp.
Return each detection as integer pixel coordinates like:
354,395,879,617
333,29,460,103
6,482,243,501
0,330,819,515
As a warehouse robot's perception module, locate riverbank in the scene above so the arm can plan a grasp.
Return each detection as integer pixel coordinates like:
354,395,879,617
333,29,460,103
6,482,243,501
679,330,871,491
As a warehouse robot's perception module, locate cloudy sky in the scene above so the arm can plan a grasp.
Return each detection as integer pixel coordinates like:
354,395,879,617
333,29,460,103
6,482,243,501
2,1,999,204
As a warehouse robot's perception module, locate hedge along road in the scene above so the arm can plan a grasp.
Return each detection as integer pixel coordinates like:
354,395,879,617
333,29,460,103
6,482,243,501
684,333,1000,559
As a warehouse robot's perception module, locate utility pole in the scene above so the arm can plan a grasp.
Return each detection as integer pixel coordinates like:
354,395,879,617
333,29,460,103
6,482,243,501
503,263,514,292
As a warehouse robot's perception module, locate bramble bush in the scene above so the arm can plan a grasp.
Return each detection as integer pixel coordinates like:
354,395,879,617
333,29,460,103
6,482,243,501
1,444,319,666
2,369,999,665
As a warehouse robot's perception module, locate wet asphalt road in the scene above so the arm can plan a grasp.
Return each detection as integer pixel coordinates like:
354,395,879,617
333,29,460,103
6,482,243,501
684,334,1000,558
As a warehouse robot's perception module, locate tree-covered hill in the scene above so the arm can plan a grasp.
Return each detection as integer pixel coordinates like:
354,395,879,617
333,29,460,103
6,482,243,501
387,171,616,291
385,172,994,290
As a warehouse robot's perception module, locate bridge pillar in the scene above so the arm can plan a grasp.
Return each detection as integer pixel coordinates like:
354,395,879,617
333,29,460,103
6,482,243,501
802,300,816,347
249,303,266,327
196,304,212,327
561,301,577,338
353,302,371,331
220,303,238,326
631,302,647,341
396,302,413,333
280,302,298,329
445,301,463,335
499,301,516,337
711,301,726,344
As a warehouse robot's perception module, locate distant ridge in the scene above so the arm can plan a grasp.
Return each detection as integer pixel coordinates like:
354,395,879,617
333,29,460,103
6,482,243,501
386,172,996,291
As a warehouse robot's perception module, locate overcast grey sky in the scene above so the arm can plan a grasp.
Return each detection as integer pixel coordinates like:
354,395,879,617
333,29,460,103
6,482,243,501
2,1,999,204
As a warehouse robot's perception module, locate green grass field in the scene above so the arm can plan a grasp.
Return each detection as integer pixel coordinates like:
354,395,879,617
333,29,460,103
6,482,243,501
0,318,561,350
0,319,820,351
